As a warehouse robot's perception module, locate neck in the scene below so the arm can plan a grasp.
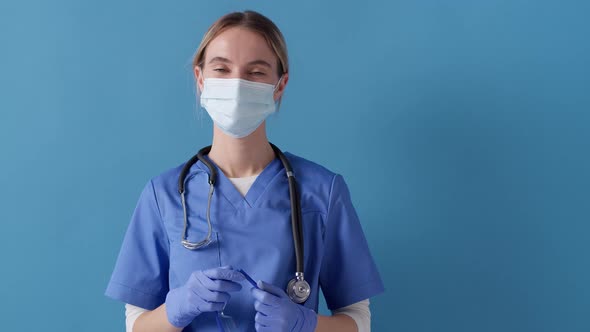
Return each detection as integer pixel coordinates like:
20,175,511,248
207,122,275,178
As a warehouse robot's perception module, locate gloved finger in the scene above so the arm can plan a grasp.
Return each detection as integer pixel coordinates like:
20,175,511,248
196,300,225,313
185,287,229,313
257,280,288,299
251,287,281,307
255,322,274,332
203,289,231,304
191,275,232,304
253,299,274,316
203,266,245,282
254,311,278,327
213,279,243,292
197,271,243,292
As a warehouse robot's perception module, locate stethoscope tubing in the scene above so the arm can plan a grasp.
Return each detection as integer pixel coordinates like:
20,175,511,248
176,143,309,303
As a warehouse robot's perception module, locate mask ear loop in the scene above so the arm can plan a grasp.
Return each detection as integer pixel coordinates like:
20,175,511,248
195,66,206,126
274,74,285,112
273,75,284,93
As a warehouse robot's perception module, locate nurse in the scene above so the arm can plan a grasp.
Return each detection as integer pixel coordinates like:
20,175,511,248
105,10,384,332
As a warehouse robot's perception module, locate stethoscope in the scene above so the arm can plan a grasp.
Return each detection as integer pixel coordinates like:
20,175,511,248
177,143,311,304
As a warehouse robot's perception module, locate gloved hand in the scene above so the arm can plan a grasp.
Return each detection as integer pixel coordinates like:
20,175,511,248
251,280,318,332
165,266,245,328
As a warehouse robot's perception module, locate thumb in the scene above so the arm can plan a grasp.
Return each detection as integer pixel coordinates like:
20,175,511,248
257,280,287,298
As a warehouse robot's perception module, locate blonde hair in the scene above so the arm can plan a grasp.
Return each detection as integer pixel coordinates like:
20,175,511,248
192,10,289,77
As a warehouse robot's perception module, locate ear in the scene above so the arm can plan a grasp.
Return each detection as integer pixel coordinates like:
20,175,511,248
273,72,289,102
194,66,204,94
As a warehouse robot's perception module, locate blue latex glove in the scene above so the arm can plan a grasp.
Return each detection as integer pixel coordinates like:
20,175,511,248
165,266,245,328
251,280,318,332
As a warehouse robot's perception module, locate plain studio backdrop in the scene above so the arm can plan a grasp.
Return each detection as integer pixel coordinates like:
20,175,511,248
0,1,589,331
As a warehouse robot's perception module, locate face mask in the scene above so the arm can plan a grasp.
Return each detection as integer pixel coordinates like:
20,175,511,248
199,77,282,138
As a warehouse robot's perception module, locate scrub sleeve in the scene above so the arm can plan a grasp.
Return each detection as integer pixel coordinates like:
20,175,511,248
319,174,385,310
105,179,170,310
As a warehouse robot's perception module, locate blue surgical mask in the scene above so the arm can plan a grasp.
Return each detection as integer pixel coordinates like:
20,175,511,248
200,77,282,138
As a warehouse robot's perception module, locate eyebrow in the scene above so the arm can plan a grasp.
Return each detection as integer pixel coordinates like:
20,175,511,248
208,56,232,64
247,60,272,68
208,57,272,68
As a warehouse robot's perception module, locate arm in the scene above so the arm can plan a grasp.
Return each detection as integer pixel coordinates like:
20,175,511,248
130,304,361,332
125,304,148,332
132,304,182,332
129,304,358,332
316,314,358,332
328,299,371,332
316,299,371,332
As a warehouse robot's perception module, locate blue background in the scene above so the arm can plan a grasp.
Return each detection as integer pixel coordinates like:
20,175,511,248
1,0,589,331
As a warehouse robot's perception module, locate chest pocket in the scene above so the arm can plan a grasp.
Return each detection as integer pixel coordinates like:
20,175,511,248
167,213,221,285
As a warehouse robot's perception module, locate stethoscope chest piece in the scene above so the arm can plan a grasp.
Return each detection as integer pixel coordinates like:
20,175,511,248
287,272,311,303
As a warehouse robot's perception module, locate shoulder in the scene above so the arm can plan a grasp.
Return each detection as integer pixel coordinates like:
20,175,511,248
283,151,346,214
141,160,194,215
149,161,186,191
284,150,339,184
137,161,193,221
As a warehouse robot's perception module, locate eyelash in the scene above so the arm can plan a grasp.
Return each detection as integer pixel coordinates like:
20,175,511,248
212,69,266,76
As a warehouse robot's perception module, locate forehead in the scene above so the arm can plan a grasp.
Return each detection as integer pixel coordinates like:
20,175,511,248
204,27,277,67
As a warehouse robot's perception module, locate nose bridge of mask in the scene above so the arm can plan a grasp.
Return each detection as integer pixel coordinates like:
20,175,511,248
201,78,241,100
202,78,275,104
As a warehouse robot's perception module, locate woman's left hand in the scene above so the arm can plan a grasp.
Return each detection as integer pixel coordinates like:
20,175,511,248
251,280,318,332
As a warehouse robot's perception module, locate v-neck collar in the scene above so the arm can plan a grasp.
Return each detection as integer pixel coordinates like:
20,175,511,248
194,153,283,210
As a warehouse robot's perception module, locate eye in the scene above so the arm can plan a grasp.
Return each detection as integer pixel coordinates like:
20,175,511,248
250,71,266,76
213,68,228,73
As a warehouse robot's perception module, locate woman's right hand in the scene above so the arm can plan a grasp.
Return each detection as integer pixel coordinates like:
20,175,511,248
164,266,245,328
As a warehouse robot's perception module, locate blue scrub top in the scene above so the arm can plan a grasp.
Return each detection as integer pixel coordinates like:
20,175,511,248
105,151,384,331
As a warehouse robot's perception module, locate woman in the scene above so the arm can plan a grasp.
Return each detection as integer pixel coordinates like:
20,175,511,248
105,10,384,332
